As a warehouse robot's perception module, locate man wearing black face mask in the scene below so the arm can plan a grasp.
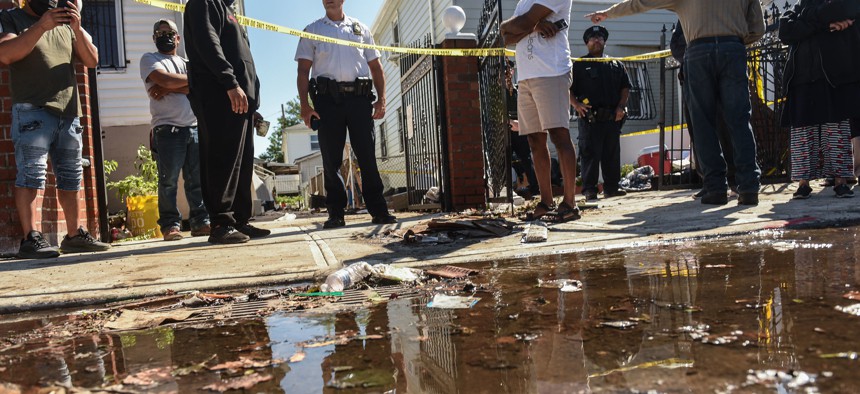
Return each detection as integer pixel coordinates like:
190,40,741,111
184,0,268,244
0,0,107,259
140,19,210,242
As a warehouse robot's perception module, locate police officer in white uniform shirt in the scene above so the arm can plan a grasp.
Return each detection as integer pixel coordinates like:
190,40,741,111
295,0,395,229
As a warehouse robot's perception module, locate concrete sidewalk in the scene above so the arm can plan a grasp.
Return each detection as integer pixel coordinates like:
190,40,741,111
2,183,858,313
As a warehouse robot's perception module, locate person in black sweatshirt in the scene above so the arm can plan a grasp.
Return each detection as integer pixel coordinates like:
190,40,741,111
183,0,270,243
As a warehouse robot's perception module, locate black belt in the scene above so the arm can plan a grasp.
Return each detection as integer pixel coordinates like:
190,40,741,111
154,125,193,133
689,35,742,47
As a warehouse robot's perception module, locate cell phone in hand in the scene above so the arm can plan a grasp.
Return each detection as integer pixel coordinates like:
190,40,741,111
310,116,320,131
58,0,71,9
553,19,568,30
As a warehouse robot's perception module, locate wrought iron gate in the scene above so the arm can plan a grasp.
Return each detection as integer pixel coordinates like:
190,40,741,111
399,35,447,210
477,0,512,203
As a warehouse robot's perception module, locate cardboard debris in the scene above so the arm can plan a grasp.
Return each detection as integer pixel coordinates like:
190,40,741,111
104,309,199,331
521,221,548,243
401,216,515,242
427,294,479,309
426,266,479,279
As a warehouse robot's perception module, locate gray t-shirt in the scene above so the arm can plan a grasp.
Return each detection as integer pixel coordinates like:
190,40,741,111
140,52,197,128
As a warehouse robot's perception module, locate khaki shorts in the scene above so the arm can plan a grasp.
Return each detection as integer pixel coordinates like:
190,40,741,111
517,72,572,135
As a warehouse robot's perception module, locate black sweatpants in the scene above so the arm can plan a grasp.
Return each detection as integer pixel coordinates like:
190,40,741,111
578,120,622,194
189,86,255,227
315,93,388,218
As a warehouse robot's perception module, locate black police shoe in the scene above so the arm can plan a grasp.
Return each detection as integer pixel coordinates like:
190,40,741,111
700,191,728,205
737,192,759,206
237,223,271,239
208,225,250,244
371,214,397,225
323,217,346,229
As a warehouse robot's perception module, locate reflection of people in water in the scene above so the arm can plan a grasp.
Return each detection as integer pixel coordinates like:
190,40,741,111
320,308,405,392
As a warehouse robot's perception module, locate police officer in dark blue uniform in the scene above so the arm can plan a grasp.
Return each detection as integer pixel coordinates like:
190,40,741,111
295,0,395,229
570,25,631,201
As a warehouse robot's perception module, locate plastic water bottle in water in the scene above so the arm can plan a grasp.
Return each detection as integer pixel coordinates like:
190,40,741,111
320,262,374,292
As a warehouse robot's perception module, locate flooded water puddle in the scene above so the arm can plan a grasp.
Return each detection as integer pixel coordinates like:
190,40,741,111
1,227,860,393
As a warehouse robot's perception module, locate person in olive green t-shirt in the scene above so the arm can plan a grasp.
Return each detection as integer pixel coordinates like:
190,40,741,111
0,0,108,259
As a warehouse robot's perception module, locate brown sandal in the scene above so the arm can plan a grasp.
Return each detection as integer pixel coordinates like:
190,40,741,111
519,201,554,222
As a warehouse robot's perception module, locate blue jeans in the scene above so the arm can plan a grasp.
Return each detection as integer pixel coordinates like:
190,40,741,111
11,103,83,191
152,125,209,231
684,41,761,194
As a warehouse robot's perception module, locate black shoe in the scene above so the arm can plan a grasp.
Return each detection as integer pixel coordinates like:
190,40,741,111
371,214,397,225
737,192,759,206
236,223,271,239
834,184,854,198
18,231,60,259
323,217,346,229
792,184,812,200
60,227,111,253
692,188,707,199
604,189,627,198
584,191,598,201
700,191,728,205
208,225,250,244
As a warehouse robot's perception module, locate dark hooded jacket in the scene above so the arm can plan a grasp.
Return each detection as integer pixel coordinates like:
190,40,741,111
779,0,860,89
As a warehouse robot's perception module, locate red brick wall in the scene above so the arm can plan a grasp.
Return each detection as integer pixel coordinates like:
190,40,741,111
441,38,485,210
0,18,101,253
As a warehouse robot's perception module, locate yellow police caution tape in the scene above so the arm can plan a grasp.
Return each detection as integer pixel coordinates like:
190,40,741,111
133,0,670,62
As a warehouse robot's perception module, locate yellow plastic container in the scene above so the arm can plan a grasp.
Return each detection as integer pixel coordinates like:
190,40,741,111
126,195,162,239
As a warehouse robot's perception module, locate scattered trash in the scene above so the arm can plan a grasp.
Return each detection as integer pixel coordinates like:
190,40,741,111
537,279,583,292
424,187,441,204
320,262,375,292
289,351,306,363
374,264,422,283
294,291,344,297
744,369,818,391
274,213,297,222
819,352,858,360
514,332,540,342
202,373,273,392
619,165,653,191
835,303,860,317
427,294,479,309
843,291,860,301
122,367,173,387
521,221,548,243
208,357,282,372
600,320,638,329
401,216,515,243
426,266,479,279
104,309,198,331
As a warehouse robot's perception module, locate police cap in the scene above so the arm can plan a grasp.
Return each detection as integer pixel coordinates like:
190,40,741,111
583,25,609,43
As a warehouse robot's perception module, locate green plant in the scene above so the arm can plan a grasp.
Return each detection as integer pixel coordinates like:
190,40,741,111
276,195,305,209
621,163,636,178
104,145,159,201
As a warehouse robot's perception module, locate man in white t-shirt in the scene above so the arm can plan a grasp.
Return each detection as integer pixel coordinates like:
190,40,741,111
140,19,209,241
501,0,579,223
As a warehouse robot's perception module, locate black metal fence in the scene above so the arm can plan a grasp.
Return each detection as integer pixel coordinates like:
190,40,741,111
476,0,512,204
397,35,447,210
81,0,125,69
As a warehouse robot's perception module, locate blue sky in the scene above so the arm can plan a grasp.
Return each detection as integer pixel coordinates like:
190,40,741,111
245,0,385,156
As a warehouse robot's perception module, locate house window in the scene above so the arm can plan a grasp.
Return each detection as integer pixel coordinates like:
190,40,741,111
623,62,656,120
379,121,388,157
310,134,320,151
391,18,400,46
81,0,126,70
397,107,404,152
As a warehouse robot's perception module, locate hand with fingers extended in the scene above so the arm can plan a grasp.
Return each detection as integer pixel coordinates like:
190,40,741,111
584,11,608,24
300,104,320,129
372,99,386,120
35,8,71,33
534,20,560,38
64,1,83,33
830,19,855,32
572,100,591,118
227,86,249,114
148,85,170,101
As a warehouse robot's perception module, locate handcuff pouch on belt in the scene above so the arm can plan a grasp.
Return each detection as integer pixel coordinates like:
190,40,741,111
311,76,373,104
584,107,618,124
